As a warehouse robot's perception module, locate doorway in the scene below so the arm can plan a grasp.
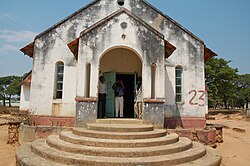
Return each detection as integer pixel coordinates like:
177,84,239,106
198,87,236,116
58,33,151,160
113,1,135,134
99,47,142,118
103,72,135,118
117,74,135,118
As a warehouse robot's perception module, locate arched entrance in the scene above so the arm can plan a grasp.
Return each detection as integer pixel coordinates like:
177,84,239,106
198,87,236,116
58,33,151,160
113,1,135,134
99,47,142,118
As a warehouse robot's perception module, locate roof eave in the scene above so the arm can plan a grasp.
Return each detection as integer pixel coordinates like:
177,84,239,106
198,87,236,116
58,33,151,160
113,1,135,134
20,42,34,58
67,38,79,60
204,47,217,61
165,41,176,59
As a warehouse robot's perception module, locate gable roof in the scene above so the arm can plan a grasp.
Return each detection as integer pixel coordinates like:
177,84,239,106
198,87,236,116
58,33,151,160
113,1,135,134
35,0,101,40
20,0,216,59
67,8,176,60
35,0,204,43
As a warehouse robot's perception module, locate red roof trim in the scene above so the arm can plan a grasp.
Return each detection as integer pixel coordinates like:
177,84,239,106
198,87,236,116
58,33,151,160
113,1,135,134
20,42,34,58
67,38,79,60
204,47,217,61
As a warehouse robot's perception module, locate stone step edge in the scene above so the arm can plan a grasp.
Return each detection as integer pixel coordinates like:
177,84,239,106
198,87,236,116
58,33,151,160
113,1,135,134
95,118,144,124
31,139,206,165
86,123,154,132
177,146,222,166
73,128,167,139
46,134,192,157
60,131,179,148
16,142,68,166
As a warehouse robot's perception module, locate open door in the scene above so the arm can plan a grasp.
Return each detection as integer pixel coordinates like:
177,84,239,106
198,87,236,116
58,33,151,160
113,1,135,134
104,72,116,117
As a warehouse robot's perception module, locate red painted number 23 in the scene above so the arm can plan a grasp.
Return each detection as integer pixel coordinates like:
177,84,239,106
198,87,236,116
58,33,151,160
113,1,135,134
189,90,205,106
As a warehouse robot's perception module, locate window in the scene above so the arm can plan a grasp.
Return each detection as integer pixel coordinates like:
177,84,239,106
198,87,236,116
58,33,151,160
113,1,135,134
151,63,156,99
85,63,91,97
175,66,183,102
55,61,64,99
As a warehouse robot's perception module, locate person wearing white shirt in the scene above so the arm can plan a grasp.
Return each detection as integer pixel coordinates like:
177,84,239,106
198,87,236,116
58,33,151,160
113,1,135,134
98,76,107,118
134,76,142,119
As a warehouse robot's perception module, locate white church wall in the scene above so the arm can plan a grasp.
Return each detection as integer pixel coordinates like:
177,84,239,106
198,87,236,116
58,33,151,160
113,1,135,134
28,0,206,119
20,85,30,111
77,12,165,100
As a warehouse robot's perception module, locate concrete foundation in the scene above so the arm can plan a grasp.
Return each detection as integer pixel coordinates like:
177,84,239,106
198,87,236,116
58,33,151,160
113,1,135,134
75,98,97,127
143,100,165,129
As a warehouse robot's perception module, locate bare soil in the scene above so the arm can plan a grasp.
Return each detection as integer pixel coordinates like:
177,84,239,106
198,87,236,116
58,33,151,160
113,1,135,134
0,111,250,166
207,113,250,166
0,115,16,166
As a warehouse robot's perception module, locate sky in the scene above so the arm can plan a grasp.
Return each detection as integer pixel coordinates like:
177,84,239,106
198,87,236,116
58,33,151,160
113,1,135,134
0,0,249,77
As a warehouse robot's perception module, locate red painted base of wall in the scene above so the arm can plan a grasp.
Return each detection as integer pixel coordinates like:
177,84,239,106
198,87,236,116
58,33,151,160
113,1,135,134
167,128,216,145
30,115,75,127
164,117,206,129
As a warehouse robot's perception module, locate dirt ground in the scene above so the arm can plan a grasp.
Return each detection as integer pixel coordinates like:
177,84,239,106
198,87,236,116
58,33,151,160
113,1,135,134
0,115,16,166
0,112,250,166
207,113,250,166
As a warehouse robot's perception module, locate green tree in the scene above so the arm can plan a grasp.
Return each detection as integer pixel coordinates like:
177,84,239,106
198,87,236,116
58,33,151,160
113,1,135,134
205,58,238,109
236,74,250,109
6,77,22,107
0,76,22,107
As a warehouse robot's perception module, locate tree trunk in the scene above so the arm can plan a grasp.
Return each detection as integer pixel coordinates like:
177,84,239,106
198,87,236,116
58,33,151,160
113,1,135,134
224,100,227,109
9,94,11,107
3,96,6,107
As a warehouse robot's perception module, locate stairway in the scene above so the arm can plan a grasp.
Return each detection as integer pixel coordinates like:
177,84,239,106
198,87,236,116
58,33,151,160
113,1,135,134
16,119,221,166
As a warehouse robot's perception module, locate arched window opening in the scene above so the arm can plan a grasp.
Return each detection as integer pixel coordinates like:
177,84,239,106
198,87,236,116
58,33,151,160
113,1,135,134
55,61,64,99
85,63,91,97
175,66,183,103
151,63,157,99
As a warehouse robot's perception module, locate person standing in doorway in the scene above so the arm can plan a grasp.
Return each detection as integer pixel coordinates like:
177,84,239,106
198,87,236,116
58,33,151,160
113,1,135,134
112,80,125,118
134,76,143,119
98,76,107,118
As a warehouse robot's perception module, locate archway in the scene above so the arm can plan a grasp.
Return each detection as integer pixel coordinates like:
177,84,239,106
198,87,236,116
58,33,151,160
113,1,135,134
99,47,142,118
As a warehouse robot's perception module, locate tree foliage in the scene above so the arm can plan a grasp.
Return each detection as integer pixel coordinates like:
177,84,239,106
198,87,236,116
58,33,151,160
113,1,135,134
236,74,250,108
0,75,22,107
205,58,249,109
205,58,237,108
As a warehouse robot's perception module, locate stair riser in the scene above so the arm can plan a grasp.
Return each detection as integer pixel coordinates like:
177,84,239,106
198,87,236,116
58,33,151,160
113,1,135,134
96,119,143,124
46,139,192,157
59,134,179,148
31,143,206,166
72,130,166,139
87,125,154,132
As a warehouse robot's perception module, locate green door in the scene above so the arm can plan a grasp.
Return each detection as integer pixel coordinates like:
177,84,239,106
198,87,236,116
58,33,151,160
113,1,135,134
104,72,116,118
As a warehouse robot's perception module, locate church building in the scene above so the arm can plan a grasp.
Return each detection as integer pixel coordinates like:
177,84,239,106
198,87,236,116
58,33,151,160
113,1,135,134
19,0,216,129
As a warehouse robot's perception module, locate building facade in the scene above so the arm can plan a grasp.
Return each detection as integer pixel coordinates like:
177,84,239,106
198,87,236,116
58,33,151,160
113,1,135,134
20,0,216,128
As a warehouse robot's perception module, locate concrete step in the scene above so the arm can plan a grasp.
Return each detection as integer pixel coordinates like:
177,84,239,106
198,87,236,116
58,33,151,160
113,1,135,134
86,123,154,132
59,131,179,148
31,139,206,166
96,118,144,124
16,142,68,166
178,146,222,166
73,127,167,139
46,135,193,157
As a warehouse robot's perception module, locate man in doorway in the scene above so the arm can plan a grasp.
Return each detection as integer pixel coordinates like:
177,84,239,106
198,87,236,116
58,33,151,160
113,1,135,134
98,76,107,118
134,76,143,119
112,80,125,118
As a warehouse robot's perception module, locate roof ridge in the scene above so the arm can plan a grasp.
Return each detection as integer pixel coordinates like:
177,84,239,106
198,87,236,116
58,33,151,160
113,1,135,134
80,8,164,39
141,0,204,44
35,0,101,40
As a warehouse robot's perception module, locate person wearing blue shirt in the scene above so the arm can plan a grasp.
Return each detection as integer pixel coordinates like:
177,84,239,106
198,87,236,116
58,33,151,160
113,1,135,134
112,80,125,118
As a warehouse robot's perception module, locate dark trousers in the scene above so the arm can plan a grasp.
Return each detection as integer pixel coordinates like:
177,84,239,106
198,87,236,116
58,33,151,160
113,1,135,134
98,93,106,118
